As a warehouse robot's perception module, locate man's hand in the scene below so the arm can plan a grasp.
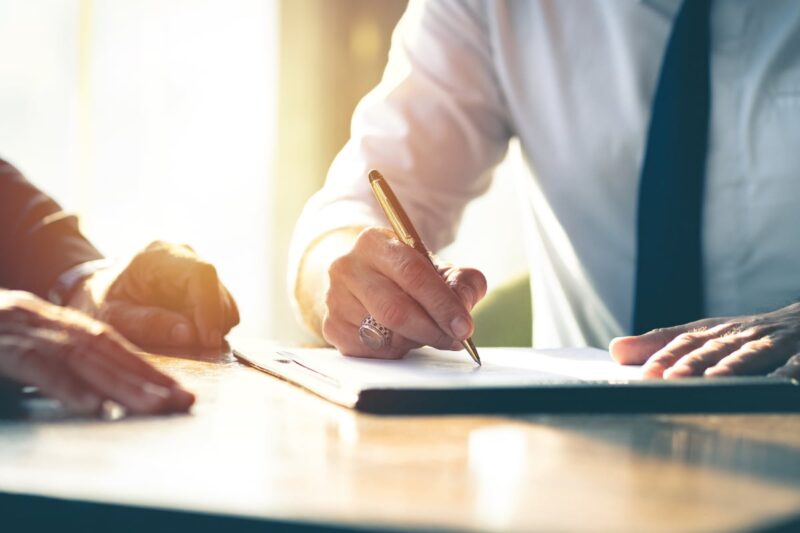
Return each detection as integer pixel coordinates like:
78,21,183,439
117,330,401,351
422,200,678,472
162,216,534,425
609,303,800,379
0,290,194,415
71,241,239,349
315,227,487,358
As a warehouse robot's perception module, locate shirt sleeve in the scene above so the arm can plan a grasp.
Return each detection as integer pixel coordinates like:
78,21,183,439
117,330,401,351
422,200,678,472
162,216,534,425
0,158,103,299
288,0,513,296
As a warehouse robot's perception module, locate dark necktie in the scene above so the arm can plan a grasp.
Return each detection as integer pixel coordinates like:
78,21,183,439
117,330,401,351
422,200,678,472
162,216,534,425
633,0,712,335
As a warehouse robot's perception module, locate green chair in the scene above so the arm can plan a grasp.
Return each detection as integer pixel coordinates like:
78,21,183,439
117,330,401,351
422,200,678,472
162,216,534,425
471,274,532,347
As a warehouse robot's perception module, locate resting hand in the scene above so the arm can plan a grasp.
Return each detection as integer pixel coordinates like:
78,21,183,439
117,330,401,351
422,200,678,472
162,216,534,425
71,241,239,349
321,227,487,358
609,303,800,379
0,290,194,415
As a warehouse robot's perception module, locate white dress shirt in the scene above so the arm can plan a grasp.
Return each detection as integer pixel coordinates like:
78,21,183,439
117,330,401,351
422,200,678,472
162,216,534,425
290,0,800,348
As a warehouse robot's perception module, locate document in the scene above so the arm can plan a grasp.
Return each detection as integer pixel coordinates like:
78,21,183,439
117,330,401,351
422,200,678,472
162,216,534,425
233,340,800,414
261,346,643,389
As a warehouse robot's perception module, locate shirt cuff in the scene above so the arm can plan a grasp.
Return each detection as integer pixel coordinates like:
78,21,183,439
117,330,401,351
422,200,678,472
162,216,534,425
48,259,114,306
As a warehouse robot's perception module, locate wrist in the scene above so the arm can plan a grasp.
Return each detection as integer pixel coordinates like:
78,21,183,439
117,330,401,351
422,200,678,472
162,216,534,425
295,227,365,339
54,259,118,316
49,259,114,307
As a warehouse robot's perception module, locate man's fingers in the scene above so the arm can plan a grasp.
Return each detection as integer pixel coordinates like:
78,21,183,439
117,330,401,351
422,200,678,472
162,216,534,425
330,228,484,353
90,330,181,389
102,301,198,348
115,242,237,348
72,332,195,412
66,349,192,414
370,237,474,340
322,284,449,356
334,258,456,350
323,317,419,359
443,267,488,310
609,329,684,366
641,323,739,378
640,331,709,378
609,318,730,365
662,333,752,378
187,264,224,348
704,340,788,377
5,344,103,414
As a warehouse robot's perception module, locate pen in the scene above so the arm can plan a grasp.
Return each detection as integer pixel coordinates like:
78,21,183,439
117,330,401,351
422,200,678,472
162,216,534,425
368,169,482,366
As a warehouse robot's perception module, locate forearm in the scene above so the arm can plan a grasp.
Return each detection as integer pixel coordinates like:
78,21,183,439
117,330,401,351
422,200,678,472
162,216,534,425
294,226,365,339
0,159,103,298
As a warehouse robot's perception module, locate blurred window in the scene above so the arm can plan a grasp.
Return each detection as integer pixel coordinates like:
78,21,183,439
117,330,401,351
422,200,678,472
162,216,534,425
0,0,277,337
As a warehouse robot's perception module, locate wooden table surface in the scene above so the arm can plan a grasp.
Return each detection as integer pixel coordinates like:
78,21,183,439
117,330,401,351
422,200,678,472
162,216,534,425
1,344,800,532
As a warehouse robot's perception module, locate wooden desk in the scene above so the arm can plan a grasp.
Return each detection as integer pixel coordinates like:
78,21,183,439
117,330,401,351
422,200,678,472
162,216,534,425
1,348,799,532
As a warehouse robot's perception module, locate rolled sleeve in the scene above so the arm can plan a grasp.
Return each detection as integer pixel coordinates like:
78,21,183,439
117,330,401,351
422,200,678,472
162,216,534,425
288,0,513,310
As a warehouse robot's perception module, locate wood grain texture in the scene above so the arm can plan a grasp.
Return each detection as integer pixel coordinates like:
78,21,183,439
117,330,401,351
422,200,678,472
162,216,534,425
1,347,799,532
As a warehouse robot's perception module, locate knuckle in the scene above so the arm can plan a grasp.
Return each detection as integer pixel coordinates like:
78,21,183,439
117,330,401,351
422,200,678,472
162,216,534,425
374,298,409,329
328,256,351,280
431,293,461,321
396,254,430,292
648,353,673,366
463,269,488,294
145,240,168,251
195,261,218,281
703,338,732,351
320,314,340,345
742,339,771,352
735,327,762,341
679,356,705,370
323,285,336,311
675,332,700,345
355,227,387,249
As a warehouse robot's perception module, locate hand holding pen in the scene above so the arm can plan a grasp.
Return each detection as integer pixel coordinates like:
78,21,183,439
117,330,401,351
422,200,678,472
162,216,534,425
318,170,486,361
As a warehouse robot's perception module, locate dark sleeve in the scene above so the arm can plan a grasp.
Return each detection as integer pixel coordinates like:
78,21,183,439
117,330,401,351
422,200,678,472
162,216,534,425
0,158,103,299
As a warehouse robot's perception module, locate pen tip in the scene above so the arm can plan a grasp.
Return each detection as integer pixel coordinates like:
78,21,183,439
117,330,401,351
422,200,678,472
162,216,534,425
368,169,383,183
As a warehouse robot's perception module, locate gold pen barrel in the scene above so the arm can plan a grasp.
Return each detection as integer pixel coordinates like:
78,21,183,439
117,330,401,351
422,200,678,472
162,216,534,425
368,169,482,366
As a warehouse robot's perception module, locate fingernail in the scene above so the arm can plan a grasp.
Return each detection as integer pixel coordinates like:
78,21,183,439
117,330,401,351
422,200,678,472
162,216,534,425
704,367,729,377
450,316,470,340
641,364,665,379
662,367,679,379
209,328,222,348
171,323,192,345
458,285,475,308
143,383,172,399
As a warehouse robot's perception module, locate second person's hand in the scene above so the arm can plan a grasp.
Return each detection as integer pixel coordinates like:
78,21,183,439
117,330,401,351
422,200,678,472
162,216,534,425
70,241,240,349
0,290,194,415
321,227,487,358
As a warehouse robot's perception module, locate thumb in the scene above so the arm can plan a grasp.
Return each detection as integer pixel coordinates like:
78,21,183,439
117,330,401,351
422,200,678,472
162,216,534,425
609,332,679,365
102,301,198,348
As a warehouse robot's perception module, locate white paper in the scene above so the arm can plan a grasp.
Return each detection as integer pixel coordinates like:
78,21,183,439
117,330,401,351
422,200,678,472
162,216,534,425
263,346,644,390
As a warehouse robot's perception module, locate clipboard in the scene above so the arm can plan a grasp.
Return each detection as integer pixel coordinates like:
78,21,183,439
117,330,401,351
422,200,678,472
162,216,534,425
233,340,800,415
